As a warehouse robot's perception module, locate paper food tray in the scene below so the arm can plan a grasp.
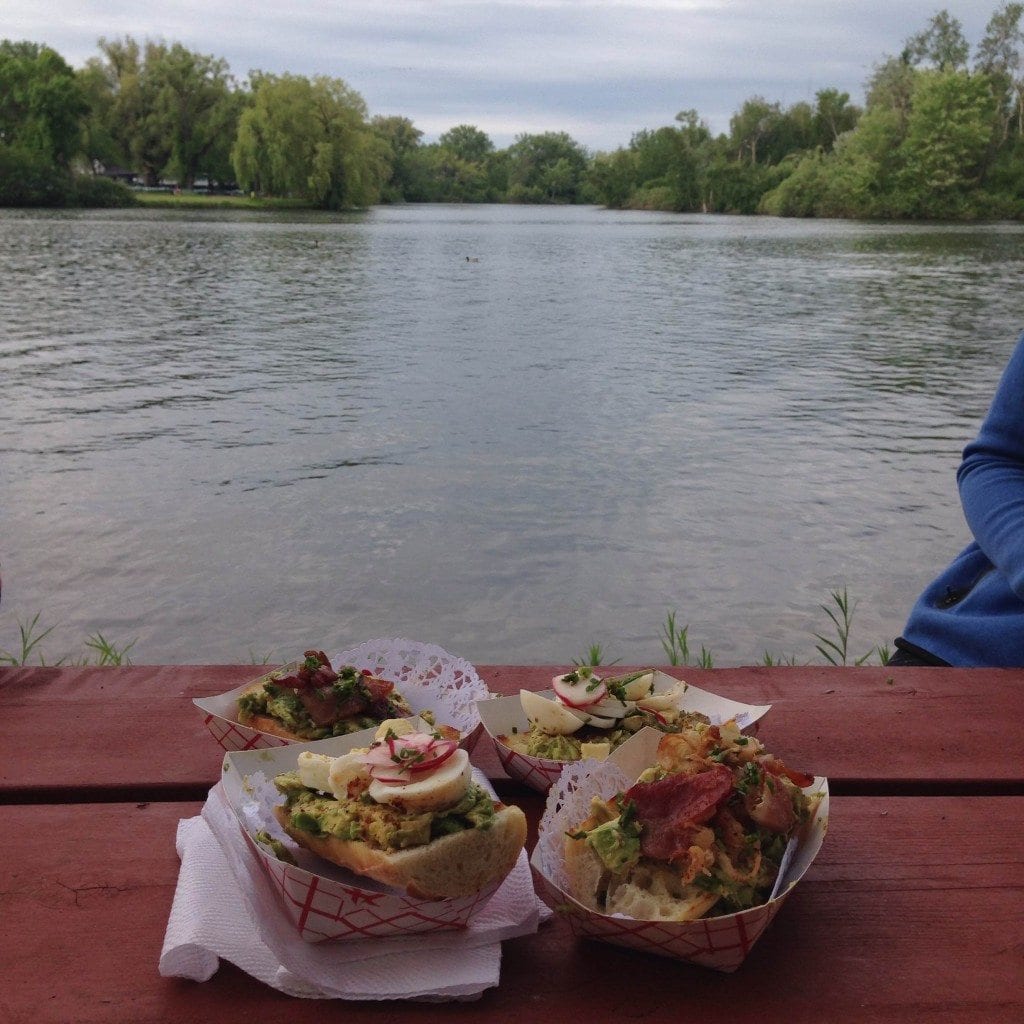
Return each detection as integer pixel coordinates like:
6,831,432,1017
475,670,772,792
528,727,828,972
220,727,518,942
195,638,489,752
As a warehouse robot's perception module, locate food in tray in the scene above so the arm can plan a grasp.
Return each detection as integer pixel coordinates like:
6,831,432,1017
497,667,710,762
237,649,457,742
563,719,818,921
271,720,527,899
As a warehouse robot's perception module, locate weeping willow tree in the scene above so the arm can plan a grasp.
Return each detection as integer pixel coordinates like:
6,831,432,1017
232,72,389,209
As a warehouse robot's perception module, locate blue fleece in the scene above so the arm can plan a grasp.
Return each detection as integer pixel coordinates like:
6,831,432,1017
900,330,1024,666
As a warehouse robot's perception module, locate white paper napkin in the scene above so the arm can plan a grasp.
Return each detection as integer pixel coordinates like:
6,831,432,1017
159,784,548,1001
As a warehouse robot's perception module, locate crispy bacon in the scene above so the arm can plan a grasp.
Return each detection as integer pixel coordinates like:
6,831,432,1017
625,765,733,863
745,770,799,833
276,650,338,691
758,754,814,789
275,651,402,728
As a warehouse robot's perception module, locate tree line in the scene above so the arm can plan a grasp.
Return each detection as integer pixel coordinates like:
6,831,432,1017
1,4,1022,219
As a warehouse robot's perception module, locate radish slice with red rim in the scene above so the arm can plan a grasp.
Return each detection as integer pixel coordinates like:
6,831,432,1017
552,671,607,708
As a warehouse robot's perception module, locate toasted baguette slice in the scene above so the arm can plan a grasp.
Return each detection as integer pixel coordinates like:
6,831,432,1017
241,709,311,742
273,802,527,899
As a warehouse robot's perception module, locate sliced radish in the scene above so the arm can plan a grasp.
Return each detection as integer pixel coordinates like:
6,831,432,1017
361,733,458,783
552,670,607,708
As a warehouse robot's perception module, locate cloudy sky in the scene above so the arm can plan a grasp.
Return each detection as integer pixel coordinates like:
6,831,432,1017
8,1,997,151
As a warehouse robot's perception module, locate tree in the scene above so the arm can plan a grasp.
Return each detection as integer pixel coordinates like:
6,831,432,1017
438,124,493,163
87,36,168,185
811,88,861,147
504,131,589,202
371,114,424,201
904,9,970,70
728,96,784,165
976,2,1024,138
893,69,999,216
149,43,239,188
0,40,88,205
587,147,637,208
0,40,86,168
232,72,389,208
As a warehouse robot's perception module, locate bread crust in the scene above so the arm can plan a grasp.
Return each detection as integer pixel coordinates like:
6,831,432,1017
243,710,308,742
273,802,527,899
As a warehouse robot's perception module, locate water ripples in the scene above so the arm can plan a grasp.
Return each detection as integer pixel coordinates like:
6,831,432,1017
2,206,1022,664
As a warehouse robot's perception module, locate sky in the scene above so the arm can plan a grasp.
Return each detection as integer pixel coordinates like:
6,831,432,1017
7,1,998,152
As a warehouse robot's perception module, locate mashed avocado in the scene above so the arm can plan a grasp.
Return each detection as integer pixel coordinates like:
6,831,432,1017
238,676,416,740
273,771,495,852
510,707,710,763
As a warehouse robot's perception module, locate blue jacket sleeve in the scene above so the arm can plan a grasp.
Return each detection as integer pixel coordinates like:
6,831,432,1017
956,331,1024,599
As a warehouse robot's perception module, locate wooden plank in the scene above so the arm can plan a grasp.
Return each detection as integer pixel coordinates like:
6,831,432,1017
2,664,1023,795
1,796,1021,1024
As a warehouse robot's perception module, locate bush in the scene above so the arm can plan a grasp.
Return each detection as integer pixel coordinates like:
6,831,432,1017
0,145,73,206
71,175,137,207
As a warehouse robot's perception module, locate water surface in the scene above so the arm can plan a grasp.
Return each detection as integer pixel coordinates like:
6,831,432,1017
2,205,1021,666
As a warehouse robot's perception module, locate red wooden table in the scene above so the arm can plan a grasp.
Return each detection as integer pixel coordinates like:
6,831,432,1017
2,664,1022,1023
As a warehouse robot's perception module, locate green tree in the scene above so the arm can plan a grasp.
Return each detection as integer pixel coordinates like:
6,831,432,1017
729,96,780,164
232,72,388,208
905,9,970,70
149,43,240,188
976,2,1024,138
438,124,494,163
0,40,86,168
893,69,1000,216
587,147,637,208
504,131,589,202
371,114,423,201
811,88,861,148
88,36,168,185
0,40,88,205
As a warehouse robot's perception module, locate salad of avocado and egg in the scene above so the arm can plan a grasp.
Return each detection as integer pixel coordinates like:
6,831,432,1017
499,668,709,762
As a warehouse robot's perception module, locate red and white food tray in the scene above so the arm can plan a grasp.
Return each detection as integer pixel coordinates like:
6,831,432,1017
475,670,772,792
219,728,529,942
529,727,829,972
194,637,490,751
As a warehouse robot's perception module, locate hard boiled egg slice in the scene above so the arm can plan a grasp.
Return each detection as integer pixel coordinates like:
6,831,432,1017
373,717,418,742
565,705,618,729
520,688,585,735
583,695,630,720
637,679,688,713
328,750,371,799
368,748,472,812
618,670,655,702
297,751,334,793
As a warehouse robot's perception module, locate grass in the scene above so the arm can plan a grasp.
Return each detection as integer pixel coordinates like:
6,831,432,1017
0,613,136,667
574,587,890,668
3,584,890,668
0,612,57,665
659,609,715,668
134,191,317,212
571,643,620,668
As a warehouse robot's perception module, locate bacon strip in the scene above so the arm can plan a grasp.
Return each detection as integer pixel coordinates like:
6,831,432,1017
625,765,733,863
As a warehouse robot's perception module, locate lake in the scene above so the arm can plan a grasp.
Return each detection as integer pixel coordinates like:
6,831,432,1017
2,204,1022,667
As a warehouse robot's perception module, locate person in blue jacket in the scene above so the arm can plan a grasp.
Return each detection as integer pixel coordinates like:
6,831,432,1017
889,330,1024,666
